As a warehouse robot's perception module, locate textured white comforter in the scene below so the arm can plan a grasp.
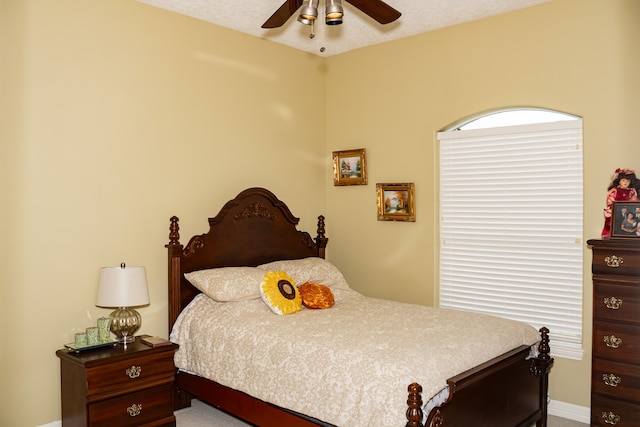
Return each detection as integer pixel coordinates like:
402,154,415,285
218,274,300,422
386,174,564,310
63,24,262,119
171,288,540,426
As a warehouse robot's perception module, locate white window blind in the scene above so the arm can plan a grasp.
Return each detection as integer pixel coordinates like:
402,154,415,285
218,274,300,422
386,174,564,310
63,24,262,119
438,119,583,359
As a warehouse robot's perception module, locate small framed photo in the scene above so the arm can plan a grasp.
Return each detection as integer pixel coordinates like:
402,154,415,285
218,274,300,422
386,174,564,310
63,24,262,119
611,201,640,238
333,149,367,186
376,183,415,222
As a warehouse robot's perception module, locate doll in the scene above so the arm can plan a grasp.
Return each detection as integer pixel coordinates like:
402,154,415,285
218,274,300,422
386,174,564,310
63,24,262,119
601,168,639,236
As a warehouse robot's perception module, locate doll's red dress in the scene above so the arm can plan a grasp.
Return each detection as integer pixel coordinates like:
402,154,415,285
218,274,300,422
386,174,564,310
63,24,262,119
602,182,638,236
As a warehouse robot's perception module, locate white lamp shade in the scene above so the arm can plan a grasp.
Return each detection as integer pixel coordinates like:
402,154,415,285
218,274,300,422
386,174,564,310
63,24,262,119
96,264,150,307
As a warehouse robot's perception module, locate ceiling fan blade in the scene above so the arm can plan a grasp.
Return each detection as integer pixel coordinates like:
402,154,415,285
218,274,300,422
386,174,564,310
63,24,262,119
345,0,401,24
262,0,304,28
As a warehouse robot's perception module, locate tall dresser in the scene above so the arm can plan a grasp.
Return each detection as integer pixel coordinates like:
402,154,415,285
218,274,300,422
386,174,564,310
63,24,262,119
588,239,640,427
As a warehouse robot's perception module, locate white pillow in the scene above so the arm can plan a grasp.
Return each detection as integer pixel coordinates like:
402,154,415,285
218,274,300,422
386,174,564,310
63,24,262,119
184,267,264,301
257,257,350,290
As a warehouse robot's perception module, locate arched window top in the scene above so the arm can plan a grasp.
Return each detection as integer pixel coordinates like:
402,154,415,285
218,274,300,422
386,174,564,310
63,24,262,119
456,108,579,130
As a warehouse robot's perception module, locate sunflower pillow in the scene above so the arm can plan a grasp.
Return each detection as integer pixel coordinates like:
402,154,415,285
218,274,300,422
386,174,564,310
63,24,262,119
299,282,334,309
260,271,301,315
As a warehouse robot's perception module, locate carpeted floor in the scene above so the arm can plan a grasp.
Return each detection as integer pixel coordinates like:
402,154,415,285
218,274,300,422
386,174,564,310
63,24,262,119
175,399,588,427
175,400,249,427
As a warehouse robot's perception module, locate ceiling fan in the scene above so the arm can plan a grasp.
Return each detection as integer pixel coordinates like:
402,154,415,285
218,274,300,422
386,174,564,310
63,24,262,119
261,0,401,29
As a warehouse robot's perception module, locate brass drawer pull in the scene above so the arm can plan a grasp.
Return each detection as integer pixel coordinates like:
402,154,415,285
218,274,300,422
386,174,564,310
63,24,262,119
125,365,142,378
601,411,621,425
604,297,623,310
602,373,622,387
603,335,622,349
127,403,143,417
604,255,623,268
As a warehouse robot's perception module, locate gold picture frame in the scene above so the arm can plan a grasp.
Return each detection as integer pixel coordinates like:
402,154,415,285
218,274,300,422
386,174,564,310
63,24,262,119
376,183,416,222
333,148,367,186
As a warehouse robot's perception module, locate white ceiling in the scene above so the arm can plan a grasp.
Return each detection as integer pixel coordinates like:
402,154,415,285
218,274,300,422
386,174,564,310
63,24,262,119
138,0,552,57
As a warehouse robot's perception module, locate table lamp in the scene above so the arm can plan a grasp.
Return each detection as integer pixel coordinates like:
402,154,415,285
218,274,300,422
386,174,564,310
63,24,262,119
96,263,150,344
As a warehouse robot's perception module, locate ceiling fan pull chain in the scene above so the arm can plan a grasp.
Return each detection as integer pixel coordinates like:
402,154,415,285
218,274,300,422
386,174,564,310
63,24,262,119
310,20,315,38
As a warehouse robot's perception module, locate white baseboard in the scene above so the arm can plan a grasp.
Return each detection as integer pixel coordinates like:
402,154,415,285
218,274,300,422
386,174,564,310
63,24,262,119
37,422,61,427
549,399,591,424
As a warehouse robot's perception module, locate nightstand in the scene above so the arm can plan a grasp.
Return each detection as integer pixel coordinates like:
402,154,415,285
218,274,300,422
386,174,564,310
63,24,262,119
56,337,179,427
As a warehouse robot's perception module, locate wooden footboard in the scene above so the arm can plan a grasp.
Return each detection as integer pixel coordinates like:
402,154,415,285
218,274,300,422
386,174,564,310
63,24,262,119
406,328,553,427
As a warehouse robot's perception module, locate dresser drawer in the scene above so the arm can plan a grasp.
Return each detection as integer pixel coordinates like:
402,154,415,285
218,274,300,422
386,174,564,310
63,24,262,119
592,358,640,402
592,246,640,277
591,394,640,427
86,352,176,397
594,280,640,324
593,321,640,364
88,383,174,427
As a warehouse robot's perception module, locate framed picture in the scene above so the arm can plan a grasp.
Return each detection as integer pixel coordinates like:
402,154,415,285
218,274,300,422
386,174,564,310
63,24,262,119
333,149,367,186
376,183,415,222
611,201,640,238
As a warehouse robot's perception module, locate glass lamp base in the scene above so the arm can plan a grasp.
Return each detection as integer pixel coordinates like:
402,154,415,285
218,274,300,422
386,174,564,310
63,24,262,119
118,335,136,344
109,307,142,344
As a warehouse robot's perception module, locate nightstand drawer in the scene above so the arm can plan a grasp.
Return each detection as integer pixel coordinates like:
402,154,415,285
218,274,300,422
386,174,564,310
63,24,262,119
88,383,174,427
591,395,640,427
594,280,640,324
593,321,640,364
86,352,176,397
592,358,640,402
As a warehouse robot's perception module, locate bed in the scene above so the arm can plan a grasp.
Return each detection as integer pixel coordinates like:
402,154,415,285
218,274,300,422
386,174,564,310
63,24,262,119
166,187,554,427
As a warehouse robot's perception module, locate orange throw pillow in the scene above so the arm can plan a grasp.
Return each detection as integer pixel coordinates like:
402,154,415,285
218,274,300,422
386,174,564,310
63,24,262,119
298,282,335,309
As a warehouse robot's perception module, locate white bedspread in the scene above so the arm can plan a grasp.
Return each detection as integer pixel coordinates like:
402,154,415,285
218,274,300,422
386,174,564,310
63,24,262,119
171,288,540,426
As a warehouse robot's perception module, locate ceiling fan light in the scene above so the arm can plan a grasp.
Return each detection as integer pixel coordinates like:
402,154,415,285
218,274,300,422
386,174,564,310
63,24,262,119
325,0,343,25
297,0,319,25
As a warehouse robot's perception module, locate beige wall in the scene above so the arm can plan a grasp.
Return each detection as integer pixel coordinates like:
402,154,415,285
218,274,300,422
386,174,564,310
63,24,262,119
2,1,326,425
325,0,639,413
2,0,638,425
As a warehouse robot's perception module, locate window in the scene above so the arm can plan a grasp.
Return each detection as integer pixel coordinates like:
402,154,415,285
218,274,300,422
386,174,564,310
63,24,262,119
438,110,583,360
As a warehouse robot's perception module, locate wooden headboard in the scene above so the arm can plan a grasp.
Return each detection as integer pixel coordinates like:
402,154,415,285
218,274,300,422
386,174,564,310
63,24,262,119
166,187,328,330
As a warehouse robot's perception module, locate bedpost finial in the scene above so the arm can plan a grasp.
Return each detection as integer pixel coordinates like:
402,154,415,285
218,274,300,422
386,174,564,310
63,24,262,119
406,382,424,427
530,327,554,377
168,216,180,247
317,215,326,239
538,327,551,361
315,215,329,257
